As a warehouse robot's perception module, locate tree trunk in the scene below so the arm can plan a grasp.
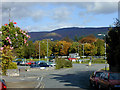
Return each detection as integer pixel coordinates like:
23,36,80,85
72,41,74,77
109,65,120,72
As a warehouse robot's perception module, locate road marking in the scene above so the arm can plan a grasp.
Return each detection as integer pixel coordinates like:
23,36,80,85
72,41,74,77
20,78,25,80
37,77,39,80
35,77,43,88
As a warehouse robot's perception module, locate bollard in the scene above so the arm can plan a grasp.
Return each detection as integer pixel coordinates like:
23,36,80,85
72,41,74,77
89,61,91,66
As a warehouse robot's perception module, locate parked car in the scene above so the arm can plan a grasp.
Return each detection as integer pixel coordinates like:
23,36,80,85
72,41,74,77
97,71,120,90
89,71,103,87
35,61,45,64
0,79,7,90
30,62,52,68
12,61,22,65
25,61,35,66
20,61,29,66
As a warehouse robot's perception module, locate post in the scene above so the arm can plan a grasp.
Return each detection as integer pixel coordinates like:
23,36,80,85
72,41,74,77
82,44,84,60
39,42,40,61
8,8,11,22
104,35,107,71
98,34,107,71
47,39,48,62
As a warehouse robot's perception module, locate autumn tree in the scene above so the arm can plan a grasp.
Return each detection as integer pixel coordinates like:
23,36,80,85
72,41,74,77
79,34,96,43
54,41,72,56
84,43,97,56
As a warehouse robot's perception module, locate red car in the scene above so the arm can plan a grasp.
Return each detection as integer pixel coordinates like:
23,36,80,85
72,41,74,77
0,79,7,90
89,71,103,87
25,61,35,66
68,58,76,61
97,71,120,90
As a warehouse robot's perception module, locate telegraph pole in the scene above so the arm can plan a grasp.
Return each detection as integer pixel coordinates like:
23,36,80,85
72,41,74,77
39,42,40,61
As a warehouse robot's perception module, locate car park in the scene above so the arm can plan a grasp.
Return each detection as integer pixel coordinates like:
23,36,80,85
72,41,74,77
0,79,7,90
97,72,120,90
89,71,103,87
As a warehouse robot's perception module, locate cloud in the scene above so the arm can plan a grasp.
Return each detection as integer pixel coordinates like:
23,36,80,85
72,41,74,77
86,2,118,14
1,2,45,24
51,7,72,23
55,2,118,15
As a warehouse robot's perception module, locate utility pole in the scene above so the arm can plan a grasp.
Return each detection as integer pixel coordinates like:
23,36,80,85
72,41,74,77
8,8,11,22
98,34,107,70
39,42,40,61
47,39,48,62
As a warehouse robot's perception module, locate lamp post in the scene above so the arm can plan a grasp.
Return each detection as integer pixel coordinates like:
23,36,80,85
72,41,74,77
47,38,53,62
98,34,107,70
82,44,84,60
39,41,40,61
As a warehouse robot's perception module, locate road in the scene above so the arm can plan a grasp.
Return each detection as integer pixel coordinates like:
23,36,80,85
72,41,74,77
42,64,105,89
3,64,106,89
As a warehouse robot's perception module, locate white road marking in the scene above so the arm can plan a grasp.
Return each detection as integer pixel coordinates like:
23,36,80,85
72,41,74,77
35,77,43,88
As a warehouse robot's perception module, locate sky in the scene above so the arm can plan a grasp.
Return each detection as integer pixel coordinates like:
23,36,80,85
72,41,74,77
1,1,119,32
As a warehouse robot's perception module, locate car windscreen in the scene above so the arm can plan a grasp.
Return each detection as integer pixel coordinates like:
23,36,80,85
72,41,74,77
96,72,103,77
109,73,120,80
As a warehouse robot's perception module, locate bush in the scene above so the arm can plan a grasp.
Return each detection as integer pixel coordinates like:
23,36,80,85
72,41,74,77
8,62,18,69
55,58,72,69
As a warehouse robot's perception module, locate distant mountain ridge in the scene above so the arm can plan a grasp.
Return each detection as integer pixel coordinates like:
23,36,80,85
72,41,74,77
28,27,109,42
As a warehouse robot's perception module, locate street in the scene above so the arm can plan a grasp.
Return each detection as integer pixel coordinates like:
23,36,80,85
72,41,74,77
3,64,106,89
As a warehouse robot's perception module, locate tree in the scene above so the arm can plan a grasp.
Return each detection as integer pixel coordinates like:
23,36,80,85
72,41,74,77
95,39,105,56
23,41,35,59
54,41,72,56
34,40,52,58
79,34,96,43
84,43,97,56
61,36,73,43
107,19,120,72
0,21,30,75
69,42,82,56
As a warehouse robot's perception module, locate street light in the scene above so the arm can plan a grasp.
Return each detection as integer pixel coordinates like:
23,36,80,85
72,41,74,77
47,38,53,62
39,41,40,61
98,33,107,70
82,44,84,60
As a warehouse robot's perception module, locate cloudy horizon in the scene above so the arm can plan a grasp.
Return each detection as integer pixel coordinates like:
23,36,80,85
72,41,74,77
1,1,118,32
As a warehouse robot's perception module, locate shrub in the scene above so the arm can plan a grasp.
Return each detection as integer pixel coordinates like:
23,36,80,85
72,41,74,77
55,58,72,69
8,62,18,69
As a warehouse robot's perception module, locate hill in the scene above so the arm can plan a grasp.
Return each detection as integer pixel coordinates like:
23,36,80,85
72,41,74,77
28,27,109,42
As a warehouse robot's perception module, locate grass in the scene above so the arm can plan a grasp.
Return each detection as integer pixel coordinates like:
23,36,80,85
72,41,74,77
100,67,109,71
73,58,106,64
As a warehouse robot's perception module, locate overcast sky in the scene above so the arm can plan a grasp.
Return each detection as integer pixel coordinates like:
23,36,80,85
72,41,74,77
1,1,118,32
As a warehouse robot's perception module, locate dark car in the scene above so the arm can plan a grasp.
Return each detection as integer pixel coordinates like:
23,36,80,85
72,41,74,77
0,79,7,90
89,71,103,87
97,72,120,90
30,62,51,68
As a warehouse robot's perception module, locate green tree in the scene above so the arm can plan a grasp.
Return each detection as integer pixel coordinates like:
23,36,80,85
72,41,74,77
95,39,105,56
69,42,82,56
23,41,35,59
107,19,120,72
61,36,73,43
0,21,30,75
